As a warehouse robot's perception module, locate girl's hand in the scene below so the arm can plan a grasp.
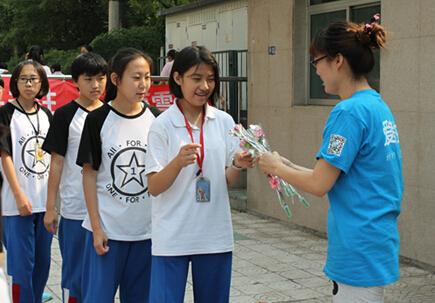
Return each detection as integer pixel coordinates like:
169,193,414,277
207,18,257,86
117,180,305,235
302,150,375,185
93,229,110,256
175,143,201,168
258,151,283,175
15,192,32,216
44,208,58,234
233,151,256,169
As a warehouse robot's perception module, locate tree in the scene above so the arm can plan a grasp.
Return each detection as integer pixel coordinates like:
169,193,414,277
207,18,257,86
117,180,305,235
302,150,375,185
120,0,194,29
0,0,107,61
0,0,194,64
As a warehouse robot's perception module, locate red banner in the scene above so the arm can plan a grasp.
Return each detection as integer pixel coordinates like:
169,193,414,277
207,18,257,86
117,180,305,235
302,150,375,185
0,76,175,112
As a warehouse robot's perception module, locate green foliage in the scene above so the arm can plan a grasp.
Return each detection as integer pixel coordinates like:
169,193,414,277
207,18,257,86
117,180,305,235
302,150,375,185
0,0,107,60
122,0,193,29
5,49,78,75
44,49,78,74
6,55,21,73
0,0,195,69
91,26,164,67
0,0,18,62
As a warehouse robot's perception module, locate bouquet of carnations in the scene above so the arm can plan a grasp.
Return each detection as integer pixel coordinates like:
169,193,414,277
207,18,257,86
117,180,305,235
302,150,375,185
230,124,309,219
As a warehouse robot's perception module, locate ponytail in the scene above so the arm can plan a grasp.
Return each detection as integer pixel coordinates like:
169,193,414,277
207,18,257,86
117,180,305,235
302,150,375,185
310,14,386,77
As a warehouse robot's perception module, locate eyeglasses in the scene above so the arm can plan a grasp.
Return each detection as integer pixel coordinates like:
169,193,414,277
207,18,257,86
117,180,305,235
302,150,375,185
17,77,41,84
310,55,328,68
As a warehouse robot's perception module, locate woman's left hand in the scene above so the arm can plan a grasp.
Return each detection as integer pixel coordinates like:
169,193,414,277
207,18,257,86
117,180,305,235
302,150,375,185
258,151,283,175
233,151,256,169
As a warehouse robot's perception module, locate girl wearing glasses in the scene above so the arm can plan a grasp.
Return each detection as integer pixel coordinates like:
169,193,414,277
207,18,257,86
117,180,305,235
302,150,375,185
0,60,52,303
259,15,403,303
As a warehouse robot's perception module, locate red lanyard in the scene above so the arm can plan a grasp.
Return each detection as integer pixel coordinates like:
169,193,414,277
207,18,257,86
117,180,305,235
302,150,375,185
177,101,205,175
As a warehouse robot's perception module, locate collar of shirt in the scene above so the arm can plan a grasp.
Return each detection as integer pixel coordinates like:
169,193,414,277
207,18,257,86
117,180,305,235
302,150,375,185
169,99,216,129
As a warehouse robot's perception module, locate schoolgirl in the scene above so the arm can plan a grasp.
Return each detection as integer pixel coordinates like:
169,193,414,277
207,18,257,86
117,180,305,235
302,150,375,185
0,60,52,303
76,48,159,303
146,46,253,303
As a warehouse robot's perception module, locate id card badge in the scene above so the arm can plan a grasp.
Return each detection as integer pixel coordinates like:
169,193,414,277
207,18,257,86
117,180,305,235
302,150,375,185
35,141,44,161
196,176,211,202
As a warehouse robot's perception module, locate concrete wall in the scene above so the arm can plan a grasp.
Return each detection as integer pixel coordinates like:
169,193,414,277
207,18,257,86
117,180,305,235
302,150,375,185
381,0,435,267
247,0,435,267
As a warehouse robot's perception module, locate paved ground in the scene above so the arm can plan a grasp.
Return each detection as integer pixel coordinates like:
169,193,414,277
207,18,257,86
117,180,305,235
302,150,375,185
44,211,435,303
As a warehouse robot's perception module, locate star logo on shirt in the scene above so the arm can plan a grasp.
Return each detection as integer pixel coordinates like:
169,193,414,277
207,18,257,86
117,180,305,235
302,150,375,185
21,135,50,175
111,146,148,197
116,152,146,188
26,145,47,168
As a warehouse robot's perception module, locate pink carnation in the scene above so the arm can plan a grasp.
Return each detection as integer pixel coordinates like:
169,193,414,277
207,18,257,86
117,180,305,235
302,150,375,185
233,124,242,132
250,125,265,139
269,176,279,189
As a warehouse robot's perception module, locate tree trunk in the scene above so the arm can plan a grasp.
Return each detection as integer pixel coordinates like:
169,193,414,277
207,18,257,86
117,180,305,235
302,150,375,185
108,0,121,32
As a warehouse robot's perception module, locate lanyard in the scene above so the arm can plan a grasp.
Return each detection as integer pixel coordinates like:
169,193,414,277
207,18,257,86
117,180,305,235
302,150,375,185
16,99,40,143
176,101,205,176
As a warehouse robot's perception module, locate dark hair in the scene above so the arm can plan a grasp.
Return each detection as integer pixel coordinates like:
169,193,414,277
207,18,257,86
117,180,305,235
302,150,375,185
80,44,93,53
51,63,61,72
169,46,220,106
0,62,7,70
166,49,177,60
26,45,46,65
9,60,49,99
71,52,108,81
105,48,153,102
309,18,386,78
0,77,4,88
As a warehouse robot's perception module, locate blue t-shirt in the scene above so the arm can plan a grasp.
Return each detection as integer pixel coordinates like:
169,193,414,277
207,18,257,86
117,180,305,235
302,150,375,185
316,89,403,287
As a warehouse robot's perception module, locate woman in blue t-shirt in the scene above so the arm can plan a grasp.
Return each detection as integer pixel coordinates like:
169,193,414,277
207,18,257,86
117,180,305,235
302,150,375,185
259,14,403,303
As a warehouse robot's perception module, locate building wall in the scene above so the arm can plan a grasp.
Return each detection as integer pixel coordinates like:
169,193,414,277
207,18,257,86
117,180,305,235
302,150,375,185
165,0,248,52
247,0,435,267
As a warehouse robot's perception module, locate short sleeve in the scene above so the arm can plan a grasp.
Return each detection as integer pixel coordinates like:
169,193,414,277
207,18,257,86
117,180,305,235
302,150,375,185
42,108,69,156
39,104,53,123
144,102,162,117
224,117,239,167
145,123,169,175
316,110,364,174
0,104,14,156
76,114,102,170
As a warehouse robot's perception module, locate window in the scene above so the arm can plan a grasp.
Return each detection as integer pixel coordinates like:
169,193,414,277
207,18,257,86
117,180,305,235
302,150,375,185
303,0,381,105
310,0,341,5
309,10,346,100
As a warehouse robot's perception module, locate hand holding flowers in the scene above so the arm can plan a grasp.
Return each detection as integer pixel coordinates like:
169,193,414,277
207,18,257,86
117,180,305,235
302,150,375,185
258,151,283,176
230,124,309,219
233,151,256,169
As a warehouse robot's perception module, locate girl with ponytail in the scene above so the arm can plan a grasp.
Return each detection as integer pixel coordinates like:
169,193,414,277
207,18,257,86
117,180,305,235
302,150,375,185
259,15,403,303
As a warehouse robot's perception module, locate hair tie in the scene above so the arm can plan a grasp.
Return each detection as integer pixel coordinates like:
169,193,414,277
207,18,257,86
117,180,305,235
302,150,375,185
364,13,381,36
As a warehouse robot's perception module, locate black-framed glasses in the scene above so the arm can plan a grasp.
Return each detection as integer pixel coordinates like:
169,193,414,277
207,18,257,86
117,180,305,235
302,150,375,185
310,55,328,68
17,77,41,84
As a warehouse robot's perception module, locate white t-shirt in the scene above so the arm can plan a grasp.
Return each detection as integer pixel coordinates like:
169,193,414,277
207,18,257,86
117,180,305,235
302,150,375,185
0,102,52,216
43,101,98,220
145,102,239,256
160,61,174,78
43,65,52,75
77,102,160,241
